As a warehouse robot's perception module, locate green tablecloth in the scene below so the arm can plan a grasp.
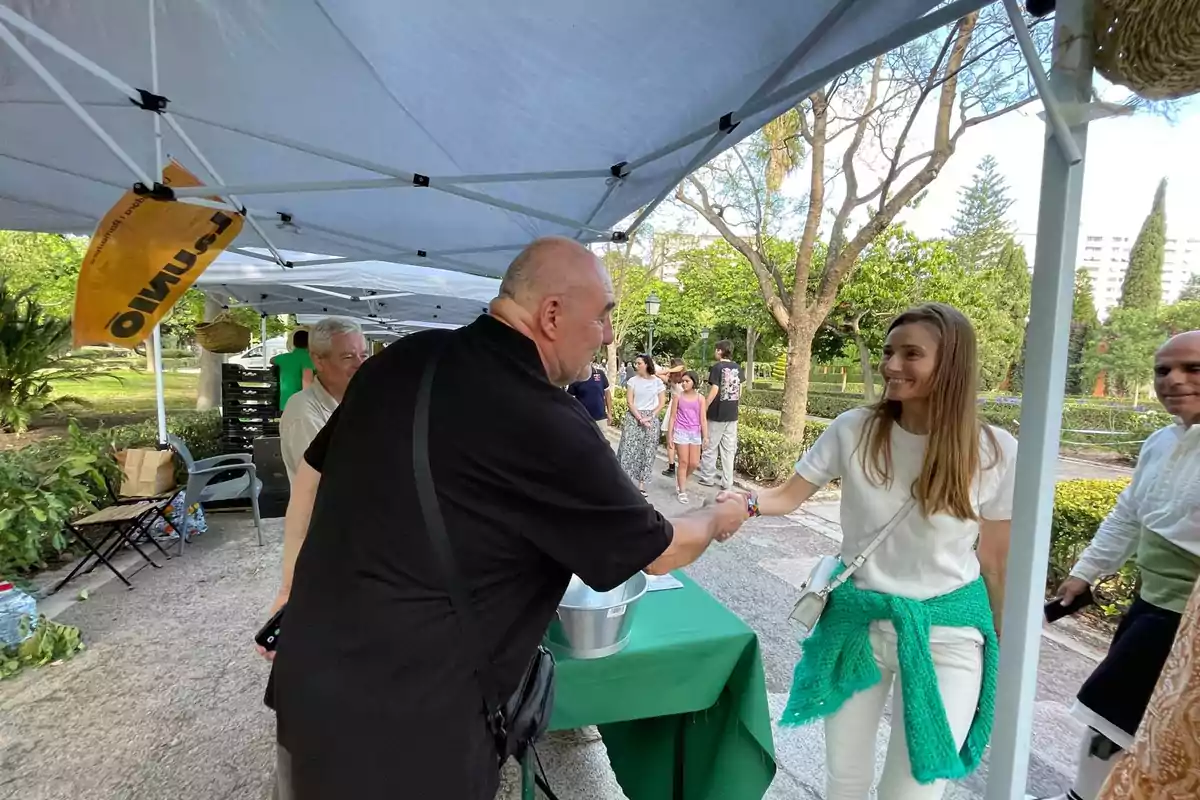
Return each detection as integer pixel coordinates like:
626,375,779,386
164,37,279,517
539,572,776,800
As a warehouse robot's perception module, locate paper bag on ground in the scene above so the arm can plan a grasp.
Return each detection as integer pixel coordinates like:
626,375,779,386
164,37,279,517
117,448,176,497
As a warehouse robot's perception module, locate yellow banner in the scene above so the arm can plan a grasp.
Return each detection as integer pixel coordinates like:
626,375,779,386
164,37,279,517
72,161,244,347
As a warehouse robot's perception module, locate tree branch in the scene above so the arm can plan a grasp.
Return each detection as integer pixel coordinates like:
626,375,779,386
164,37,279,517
676,178,791,328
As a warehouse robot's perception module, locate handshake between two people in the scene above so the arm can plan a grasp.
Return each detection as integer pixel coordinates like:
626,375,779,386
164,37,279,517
711,489,752,543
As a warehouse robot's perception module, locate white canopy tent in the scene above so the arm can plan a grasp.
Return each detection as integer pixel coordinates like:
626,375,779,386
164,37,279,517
0,1,1103,798
197,249,499,338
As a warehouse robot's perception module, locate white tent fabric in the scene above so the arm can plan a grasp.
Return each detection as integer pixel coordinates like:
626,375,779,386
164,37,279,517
197,249,498,335
0,0,988,277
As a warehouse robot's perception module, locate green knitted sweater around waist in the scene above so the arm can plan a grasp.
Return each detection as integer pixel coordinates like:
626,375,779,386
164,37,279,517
780,576,999,784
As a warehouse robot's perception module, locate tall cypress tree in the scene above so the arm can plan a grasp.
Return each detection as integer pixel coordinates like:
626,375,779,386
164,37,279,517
946,155,1015,271
1118,178,1168,311
1067,269,1101,395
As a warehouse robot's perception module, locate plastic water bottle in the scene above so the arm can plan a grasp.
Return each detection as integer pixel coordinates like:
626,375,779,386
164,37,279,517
0,581,38,647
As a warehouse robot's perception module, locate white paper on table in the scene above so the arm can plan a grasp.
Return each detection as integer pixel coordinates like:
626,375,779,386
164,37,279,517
644,573,684,592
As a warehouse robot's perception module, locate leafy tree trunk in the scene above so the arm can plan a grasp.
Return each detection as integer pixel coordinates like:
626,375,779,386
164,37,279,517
606,341,619,386
196,297,223,411
849,312,875,403
143,335,156,373
745,325,758,387
781,322,815,438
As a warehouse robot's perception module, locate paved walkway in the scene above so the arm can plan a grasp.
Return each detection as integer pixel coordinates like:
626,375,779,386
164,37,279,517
0,458,1111,799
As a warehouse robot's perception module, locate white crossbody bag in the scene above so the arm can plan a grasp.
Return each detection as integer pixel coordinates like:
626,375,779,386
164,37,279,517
789,499,916,634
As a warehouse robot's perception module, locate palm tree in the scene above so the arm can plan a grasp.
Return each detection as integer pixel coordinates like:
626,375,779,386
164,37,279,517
0,278,106,432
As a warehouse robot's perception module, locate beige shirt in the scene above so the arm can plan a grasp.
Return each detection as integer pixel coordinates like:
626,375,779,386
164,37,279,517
279,377,338,483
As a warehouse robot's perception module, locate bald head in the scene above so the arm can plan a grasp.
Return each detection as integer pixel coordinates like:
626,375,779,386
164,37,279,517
1155,329,1200,425
491,237,615,386
498,236,609,306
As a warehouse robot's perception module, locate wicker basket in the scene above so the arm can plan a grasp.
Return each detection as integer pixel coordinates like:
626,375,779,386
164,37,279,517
1094,0,1200,101
195,313,252,354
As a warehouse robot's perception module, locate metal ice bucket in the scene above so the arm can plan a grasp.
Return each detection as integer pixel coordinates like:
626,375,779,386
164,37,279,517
544,572,648,659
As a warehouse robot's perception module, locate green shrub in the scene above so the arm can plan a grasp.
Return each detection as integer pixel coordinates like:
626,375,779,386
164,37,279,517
0,422,121,574
1049,479,1134,613
0,280,110,432
103,410,222,460
742,388,782,410
737,407,780,432
734,420,829,483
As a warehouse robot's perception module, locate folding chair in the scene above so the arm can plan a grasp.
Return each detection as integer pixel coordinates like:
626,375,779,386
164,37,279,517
167,435,263,555
52,500,170,594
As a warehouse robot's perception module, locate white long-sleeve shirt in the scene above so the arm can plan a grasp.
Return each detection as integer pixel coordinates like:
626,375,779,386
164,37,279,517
1071,423,1200,584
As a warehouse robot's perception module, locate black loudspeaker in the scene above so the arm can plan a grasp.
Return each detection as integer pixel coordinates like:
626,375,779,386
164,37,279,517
253,436,290,519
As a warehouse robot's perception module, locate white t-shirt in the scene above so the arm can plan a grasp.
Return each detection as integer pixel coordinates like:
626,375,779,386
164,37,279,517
625,376,666,413
796,406,1018,606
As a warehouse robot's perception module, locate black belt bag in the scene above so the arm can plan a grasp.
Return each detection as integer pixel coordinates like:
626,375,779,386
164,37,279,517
413,346,556,764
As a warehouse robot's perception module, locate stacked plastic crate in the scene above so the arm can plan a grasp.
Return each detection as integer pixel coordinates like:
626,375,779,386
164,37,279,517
220,364,280,454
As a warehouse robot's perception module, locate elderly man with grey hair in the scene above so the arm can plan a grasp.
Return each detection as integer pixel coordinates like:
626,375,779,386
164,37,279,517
278,317,369,483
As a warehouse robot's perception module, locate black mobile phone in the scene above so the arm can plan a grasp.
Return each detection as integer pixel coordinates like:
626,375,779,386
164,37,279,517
255,605,285,651
1044,587,1094,623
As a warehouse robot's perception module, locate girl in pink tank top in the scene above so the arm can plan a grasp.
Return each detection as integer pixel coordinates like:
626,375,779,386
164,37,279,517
666,371,708,504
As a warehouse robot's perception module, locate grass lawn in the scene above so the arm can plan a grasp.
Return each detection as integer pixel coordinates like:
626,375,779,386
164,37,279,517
52,369,199,417
1,369,201,451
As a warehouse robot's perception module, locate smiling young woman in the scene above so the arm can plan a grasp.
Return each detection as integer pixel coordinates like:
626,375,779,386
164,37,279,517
725,303,1018,800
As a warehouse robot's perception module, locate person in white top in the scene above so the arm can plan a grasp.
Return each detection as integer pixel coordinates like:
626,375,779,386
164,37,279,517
723,304,1018,800
1037,329,1200,800
617,353,667,494
278,318,369,483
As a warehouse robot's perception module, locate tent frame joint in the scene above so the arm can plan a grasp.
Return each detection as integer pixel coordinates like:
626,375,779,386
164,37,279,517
131,88,169,113
413,173,431,188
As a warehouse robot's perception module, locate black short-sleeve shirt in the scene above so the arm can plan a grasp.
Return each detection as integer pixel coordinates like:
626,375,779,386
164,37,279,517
706,359,744,422
273,315,673,800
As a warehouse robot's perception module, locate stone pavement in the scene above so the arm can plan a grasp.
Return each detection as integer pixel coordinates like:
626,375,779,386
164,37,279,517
0,459,1111,800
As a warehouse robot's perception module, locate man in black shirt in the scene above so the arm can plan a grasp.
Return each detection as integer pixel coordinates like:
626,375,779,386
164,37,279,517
267,237,747,800
566,363,612,425
697,340,743,491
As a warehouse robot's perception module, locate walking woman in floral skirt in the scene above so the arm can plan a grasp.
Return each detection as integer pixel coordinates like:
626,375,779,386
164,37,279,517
617,354,666,495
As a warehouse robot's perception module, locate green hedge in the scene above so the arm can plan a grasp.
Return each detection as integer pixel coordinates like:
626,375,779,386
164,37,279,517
740,389,1168,450
0,411,220,575
1050,479,1134,614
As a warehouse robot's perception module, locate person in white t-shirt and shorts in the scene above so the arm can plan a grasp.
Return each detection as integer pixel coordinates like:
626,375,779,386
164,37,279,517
722,304,1018,800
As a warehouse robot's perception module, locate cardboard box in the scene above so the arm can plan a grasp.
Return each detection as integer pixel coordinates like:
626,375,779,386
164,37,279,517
117,448,177,497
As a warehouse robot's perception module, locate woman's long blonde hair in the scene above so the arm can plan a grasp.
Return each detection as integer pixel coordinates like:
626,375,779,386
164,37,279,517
858,303,998,520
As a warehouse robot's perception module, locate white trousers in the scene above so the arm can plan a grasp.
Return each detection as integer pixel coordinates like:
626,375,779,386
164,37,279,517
825,627,984,800
698,419,738,488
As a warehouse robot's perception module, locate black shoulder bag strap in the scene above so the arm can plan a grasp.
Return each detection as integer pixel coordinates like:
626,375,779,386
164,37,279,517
412,346,507,726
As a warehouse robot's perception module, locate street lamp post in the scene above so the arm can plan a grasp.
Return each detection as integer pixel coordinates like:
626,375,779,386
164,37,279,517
645,292,660,354
700,327,710,364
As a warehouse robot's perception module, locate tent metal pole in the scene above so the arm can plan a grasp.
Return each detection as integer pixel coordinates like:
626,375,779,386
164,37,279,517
0,20,150,186
149,0,168,447
624,0,860,236
575,178,621,240
168,166,613,198
0,152,126,190
1001,0,1082,166
985,2,1093,798
427,182,606,234
260,316,269,369
160,114,288,265
278,219,505,277
0,191,95,223
0,6,141,101
228,247,288,265
293,285,358,301
165,107,609,186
